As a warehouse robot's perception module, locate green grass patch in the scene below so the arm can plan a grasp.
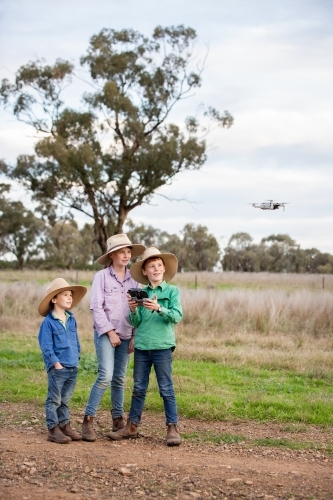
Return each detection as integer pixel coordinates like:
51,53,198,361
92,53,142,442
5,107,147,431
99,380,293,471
1,332,333,425
182,432,333,454
253,437,333,453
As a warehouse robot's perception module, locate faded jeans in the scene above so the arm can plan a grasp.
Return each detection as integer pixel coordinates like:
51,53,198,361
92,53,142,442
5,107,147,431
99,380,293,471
85,331,130,418
46,366,78,430
128,348,178,426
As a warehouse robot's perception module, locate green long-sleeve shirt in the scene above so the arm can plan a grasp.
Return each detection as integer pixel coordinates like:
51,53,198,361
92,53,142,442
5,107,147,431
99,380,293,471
129,280,182,350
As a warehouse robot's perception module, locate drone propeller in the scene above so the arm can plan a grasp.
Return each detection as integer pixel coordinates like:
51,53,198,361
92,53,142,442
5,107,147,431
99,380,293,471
280,202,289,212
265,200,289,204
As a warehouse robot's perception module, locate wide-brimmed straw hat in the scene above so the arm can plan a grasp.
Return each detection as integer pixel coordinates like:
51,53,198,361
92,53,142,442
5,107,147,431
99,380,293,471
96,234,146,266
130,247,178,285
38,278,87,317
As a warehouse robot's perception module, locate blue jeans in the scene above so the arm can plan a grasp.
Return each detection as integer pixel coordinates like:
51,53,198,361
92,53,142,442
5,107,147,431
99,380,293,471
85,331,130,418
128,348,178,426
46,366,78,430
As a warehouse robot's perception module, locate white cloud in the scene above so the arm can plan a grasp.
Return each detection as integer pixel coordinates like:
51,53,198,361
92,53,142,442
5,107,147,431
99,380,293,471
0,0,332,254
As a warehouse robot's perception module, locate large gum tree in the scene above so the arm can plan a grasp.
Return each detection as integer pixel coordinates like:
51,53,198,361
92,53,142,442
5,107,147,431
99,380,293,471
0,25,233,253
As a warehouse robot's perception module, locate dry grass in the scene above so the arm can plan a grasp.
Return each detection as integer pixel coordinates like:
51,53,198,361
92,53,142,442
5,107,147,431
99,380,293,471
176,271,333,291
1,269,332,291
178,272,333,378
177,288,333,376
0,269,94,286
0,281,93,338
1,270,332,378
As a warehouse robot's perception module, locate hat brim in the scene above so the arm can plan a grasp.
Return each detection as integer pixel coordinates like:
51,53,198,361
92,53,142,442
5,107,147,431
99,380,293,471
130,253,178,285
38,285,87,317
96,244,146,266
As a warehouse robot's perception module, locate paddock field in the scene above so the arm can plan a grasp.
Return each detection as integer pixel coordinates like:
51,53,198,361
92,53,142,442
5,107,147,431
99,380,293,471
1,270,332,378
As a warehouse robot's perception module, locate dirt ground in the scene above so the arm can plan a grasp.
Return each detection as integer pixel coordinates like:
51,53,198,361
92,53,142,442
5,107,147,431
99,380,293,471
0,403,332,500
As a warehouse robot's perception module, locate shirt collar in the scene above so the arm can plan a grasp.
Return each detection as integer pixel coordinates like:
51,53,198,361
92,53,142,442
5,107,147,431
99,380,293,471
51,310,70,320
146,280,167,291
109,264,131,282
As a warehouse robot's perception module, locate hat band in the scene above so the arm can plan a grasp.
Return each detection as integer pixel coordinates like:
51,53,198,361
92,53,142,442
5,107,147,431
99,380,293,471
107,243,132,254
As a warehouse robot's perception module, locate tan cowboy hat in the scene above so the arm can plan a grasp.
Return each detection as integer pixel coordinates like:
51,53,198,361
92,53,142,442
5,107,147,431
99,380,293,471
130,247,178,285
38,278,88,317
96,234,146,266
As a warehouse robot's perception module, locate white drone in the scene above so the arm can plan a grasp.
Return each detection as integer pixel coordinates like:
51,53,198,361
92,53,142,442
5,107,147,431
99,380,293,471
250,200,289,212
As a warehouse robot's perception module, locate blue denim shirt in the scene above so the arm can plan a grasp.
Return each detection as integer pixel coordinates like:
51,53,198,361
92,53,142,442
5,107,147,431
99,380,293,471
38,311,80,372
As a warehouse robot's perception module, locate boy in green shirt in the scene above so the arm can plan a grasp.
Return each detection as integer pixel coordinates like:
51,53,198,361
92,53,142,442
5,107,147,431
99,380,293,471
107,247,183,446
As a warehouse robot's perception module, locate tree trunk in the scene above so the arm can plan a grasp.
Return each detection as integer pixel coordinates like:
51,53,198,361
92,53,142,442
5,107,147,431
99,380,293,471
84,185,109,253
94,219,108,254
115,205,130,234
17,255,24,270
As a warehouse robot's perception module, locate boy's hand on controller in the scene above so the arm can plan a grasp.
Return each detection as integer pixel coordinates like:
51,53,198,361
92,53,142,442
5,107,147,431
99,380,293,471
126,293,138,312
143,295,159,311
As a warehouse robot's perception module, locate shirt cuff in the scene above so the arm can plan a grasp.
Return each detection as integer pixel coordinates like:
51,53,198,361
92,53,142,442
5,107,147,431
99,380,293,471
95,323,115,336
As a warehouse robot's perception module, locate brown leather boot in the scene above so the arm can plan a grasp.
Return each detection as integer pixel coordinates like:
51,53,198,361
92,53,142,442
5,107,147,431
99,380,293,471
59,422,82,441
81,415,96,442
107,420,138,441
112,416,125,432
47,425,72,444
166,424,181,446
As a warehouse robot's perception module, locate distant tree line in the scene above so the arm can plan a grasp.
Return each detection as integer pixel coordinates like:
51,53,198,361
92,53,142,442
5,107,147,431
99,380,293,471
0,187,332,273
222,232,333,274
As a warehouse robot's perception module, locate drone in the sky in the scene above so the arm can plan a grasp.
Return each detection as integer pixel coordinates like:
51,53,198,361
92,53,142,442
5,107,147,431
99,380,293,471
250,200,289,212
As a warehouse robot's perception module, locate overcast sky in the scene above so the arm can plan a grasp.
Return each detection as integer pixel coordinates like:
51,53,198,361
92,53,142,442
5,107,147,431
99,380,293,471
1,0,333,253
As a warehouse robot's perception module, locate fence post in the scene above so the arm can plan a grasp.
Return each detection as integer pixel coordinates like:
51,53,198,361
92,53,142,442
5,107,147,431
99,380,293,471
76,270,79,285
322,277,325,290
195,275,197,290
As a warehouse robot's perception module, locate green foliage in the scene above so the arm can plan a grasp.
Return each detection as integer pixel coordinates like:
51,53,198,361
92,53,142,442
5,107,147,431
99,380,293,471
1,26,233,252
125,220,220,271
223,232,333,273
44,220,92,269
0,186,45,269
181,223,220,271
0,58,73,132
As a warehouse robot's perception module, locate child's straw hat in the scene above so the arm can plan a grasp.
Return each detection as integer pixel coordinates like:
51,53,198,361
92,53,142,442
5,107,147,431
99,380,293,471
96,234,146,266
38,278,87,317
130,247,178,285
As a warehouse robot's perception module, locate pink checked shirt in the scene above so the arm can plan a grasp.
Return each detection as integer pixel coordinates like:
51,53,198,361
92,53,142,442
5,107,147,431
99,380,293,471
90,266,140,339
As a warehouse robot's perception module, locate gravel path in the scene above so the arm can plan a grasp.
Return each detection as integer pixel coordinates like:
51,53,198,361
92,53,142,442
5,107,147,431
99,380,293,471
0,403,332,499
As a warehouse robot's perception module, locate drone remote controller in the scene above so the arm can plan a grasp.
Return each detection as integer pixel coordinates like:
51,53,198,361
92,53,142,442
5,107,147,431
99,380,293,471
127,288,149,304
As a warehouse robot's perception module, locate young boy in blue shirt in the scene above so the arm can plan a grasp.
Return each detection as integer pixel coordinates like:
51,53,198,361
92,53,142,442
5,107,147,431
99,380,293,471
107,247,183,446
38,278,87,444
